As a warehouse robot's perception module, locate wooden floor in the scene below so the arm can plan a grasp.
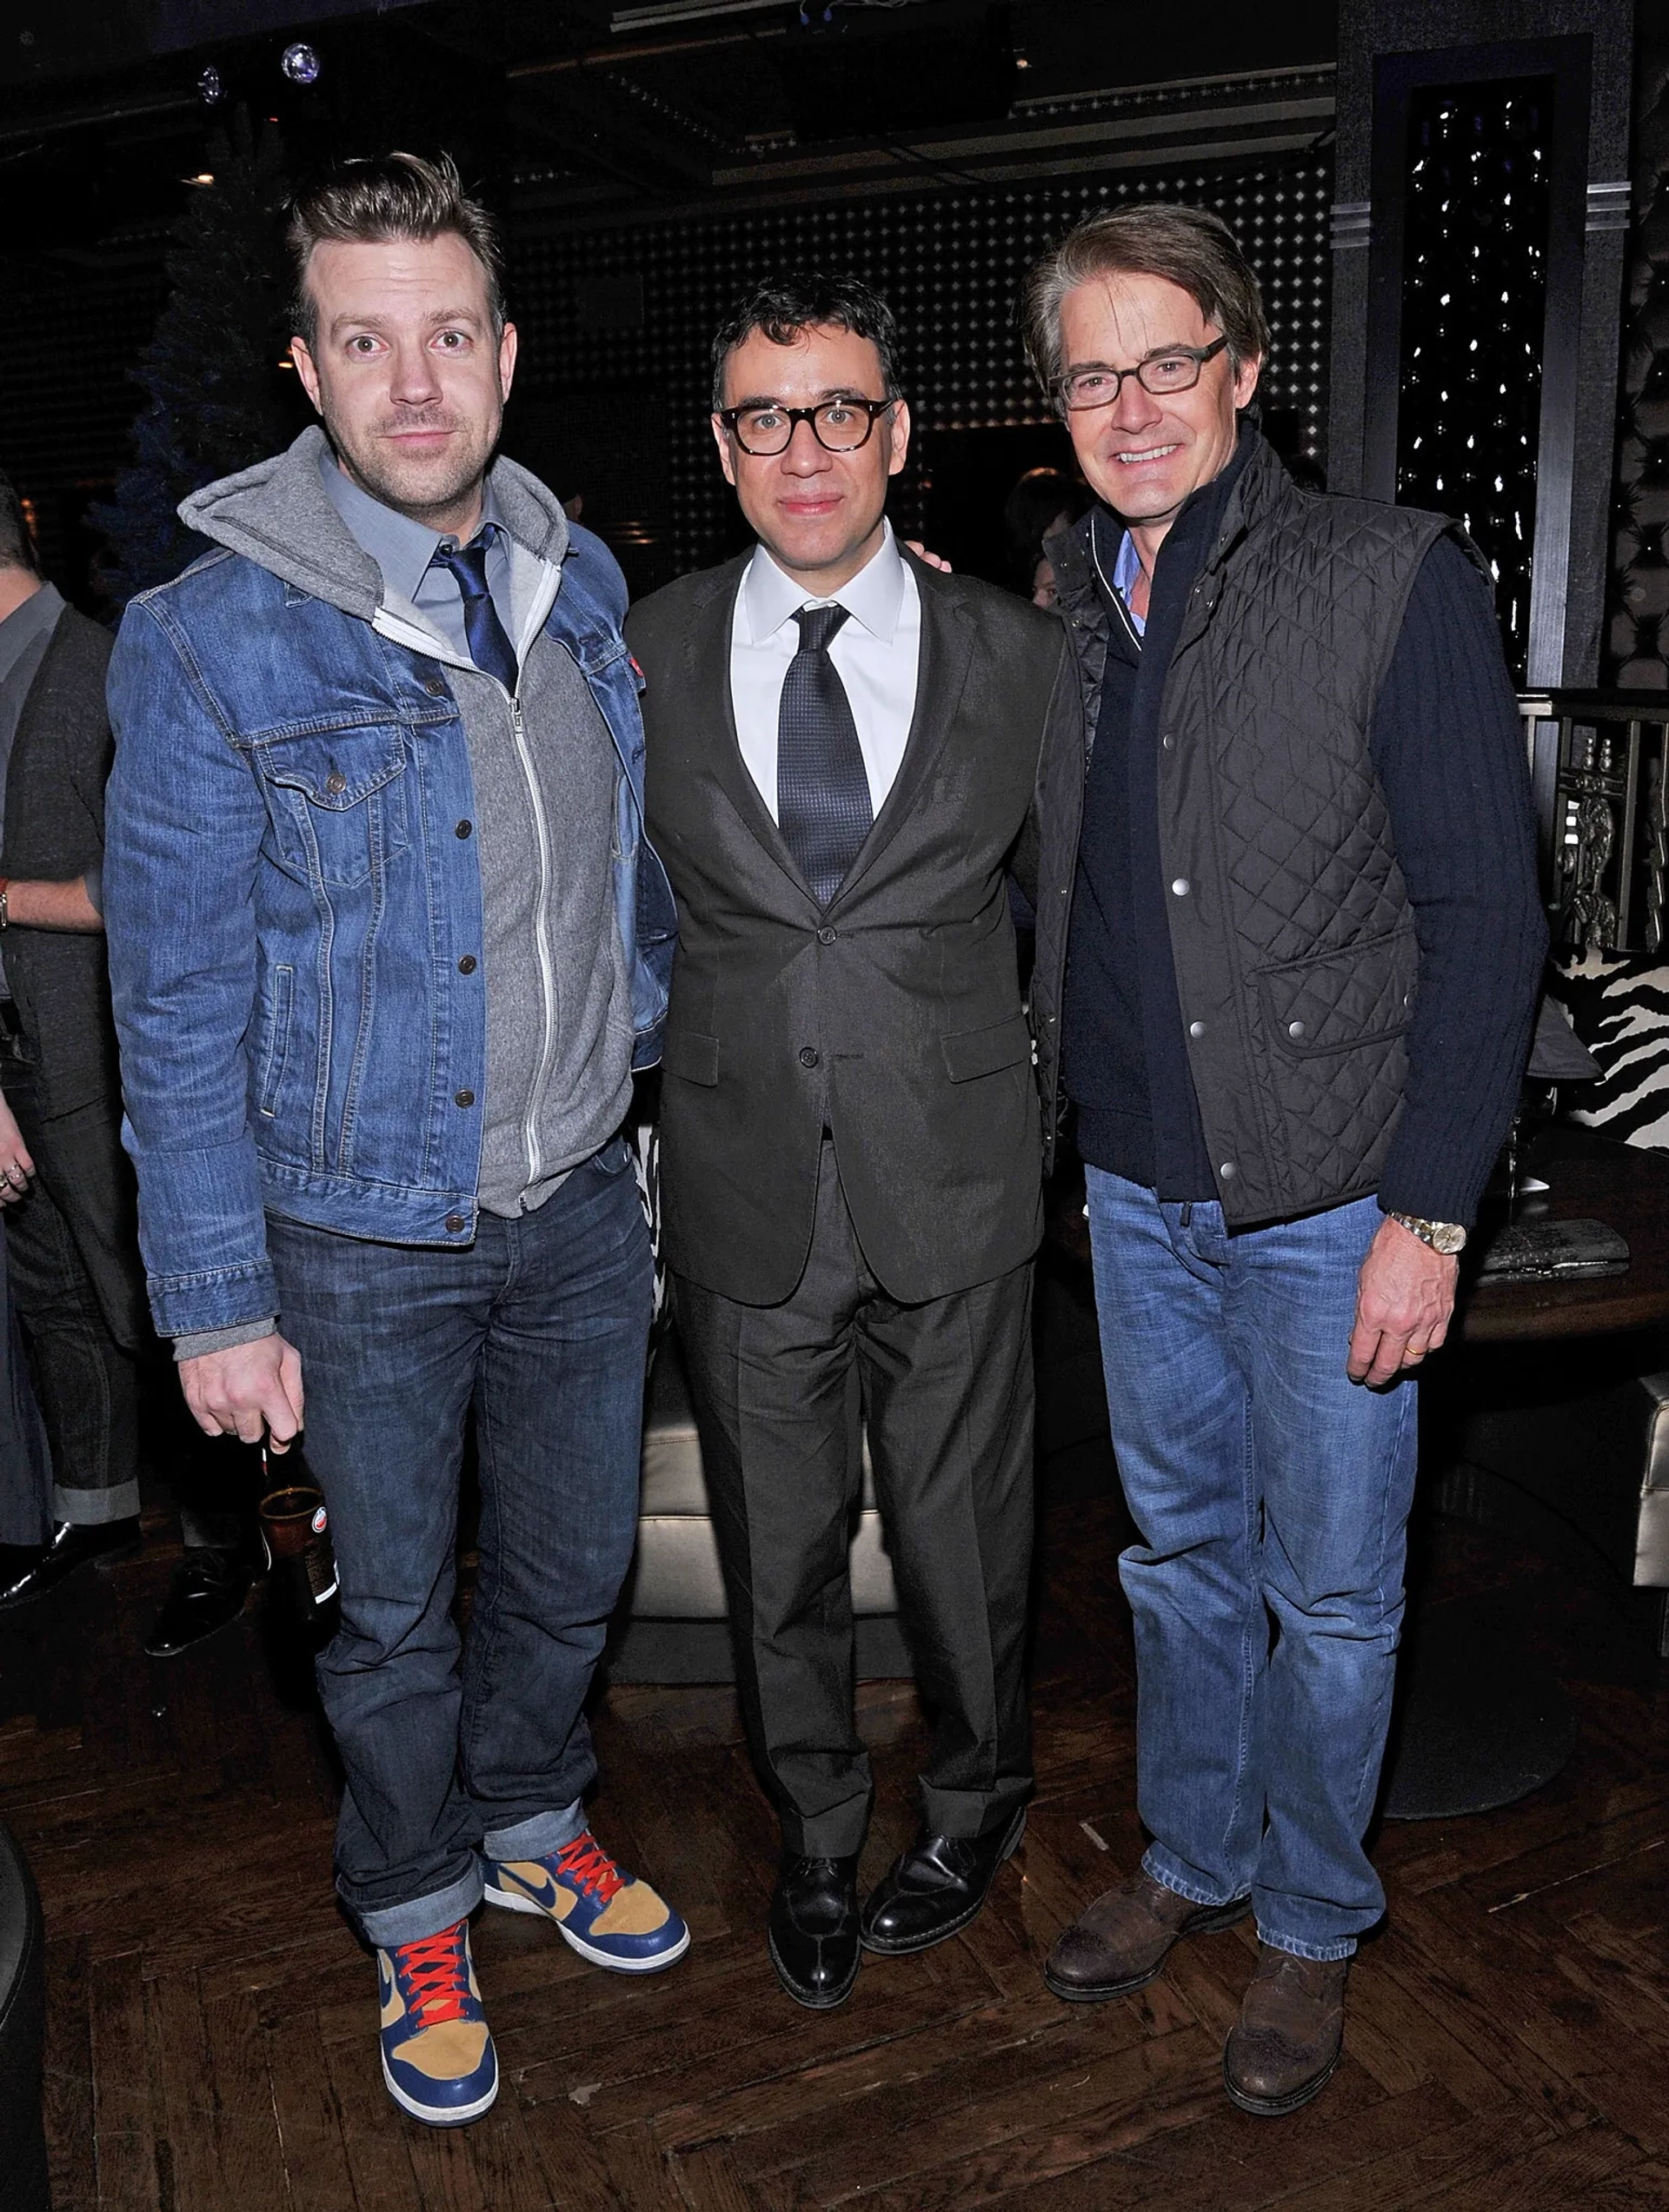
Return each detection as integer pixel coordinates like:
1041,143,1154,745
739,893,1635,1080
6,1354,1669,2208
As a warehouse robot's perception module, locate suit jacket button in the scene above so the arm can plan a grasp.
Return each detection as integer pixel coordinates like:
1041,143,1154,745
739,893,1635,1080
817,927,837,945
798,1046,820,1070
445,1214,467,1233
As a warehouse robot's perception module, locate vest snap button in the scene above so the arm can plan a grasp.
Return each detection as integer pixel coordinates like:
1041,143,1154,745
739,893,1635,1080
424,675,447,697
1288,1019,1307,1040
1189,1020,1206,1039
454,1089,475,1107
1220,1162,1237,1180
1171,878,1190,897
325,771,346,795
445,1214,467,1233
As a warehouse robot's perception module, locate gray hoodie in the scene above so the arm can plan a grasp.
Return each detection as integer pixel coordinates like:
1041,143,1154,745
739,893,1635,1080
178,425,634,1226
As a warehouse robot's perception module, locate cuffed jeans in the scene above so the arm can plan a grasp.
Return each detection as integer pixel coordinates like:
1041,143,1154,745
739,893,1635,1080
0,1040,147,1530
266,1137,651,1948
1085,1169,1419,1961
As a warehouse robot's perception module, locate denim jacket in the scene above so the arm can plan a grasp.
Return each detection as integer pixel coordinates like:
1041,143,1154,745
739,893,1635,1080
104,435,675,1338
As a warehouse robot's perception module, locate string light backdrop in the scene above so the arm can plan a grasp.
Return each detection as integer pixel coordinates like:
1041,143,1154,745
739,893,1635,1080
506,157,1333,584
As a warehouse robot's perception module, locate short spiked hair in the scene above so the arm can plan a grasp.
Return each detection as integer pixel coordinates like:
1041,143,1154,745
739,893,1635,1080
287,150,504,347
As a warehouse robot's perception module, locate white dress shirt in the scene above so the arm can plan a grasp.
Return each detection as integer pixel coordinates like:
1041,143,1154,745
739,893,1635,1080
728,522,921,824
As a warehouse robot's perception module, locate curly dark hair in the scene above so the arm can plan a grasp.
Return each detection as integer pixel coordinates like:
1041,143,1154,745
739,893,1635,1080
710,272,901,409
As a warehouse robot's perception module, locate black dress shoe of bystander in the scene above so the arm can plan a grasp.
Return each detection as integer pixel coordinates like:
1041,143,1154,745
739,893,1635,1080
0,1518,141,1611
143,1546,256,1658
768,1855,861,2009
860,1805,1027,1956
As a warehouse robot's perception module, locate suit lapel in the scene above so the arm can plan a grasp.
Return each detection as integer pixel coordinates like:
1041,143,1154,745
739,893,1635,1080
682,557,818,902
831,556,971,907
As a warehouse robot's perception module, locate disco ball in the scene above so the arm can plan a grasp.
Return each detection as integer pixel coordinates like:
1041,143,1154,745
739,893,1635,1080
280,42,320,86
197,65,223,104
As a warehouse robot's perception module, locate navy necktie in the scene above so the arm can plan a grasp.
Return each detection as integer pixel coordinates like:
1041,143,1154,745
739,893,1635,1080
430,533,518,692
776,604,873,907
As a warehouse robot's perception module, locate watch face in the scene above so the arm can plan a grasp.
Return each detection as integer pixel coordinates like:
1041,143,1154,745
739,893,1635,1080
1432,1221,1467,1255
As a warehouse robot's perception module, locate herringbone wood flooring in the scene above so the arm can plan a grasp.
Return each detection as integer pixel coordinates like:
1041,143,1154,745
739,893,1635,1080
7,1326,1669,2208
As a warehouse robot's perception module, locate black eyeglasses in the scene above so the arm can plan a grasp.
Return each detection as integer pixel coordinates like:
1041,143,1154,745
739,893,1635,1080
1055,336,1230,413
717,397,897,456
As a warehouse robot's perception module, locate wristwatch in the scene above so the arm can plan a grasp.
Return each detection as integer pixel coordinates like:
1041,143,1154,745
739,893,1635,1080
1386,1209,1467,1255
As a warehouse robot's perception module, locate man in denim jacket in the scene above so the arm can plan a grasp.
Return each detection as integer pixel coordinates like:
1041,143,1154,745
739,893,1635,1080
103,155,687,2129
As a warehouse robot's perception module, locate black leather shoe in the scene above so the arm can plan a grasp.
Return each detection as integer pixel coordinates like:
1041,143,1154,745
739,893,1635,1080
861,1805,1027,1956
0,1518,142,1611
768,1855,861,2010
143,1547,256,1658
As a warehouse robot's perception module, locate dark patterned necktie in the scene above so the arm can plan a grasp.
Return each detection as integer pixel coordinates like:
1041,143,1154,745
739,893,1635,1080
776,604,873,907
430,533,518,692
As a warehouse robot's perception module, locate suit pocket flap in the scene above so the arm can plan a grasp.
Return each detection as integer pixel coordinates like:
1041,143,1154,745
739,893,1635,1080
941,1013,1033,1083
663,1028,719,1086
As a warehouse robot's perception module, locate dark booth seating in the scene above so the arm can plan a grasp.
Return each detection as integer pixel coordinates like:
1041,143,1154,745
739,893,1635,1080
0,1819,49,2210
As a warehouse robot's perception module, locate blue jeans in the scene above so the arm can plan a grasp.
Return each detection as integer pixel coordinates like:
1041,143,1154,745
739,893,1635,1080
267,1139,651,1948
1084,1169,1419,1961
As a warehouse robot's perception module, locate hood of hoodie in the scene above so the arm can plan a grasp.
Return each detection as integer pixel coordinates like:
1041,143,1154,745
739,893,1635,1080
176,423,570,628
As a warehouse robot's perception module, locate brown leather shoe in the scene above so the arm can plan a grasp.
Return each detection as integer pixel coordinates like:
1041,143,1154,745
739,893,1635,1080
1044,1872,1252,2002
1222,1944,1348,2116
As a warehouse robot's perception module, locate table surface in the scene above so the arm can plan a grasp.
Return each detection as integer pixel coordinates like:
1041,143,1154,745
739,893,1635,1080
1457,1126,1669,1342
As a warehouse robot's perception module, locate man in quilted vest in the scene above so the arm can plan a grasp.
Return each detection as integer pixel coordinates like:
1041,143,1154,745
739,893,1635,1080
1023,203,1546,2115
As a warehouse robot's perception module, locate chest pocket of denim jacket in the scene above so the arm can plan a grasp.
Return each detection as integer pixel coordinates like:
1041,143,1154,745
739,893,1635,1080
256,726,410,889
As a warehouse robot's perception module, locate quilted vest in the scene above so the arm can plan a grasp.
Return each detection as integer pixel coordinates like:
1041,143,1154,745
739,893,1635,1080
1039,436,1469,1227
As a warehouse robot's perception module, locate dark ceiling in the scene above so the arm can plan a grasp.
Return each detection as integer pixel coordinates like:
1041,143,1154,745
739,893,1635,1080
3,0,1338,265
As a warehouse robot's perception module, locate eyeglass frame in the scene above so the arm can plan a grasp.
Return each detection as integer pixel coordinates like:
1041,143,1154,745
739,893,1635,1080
1054,335,1231,414
715,395,899,456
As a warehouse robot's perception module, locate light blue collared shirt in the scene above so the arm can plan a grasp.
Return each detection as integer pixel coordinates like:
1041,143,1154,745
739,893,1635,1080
316,443,516,669
1112,528,1147,637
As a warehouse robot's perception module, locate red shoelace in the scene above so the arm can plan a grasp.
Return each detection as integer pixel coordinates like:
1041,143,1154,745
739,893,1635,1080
390,1922,473,2027
555,1833,624,1904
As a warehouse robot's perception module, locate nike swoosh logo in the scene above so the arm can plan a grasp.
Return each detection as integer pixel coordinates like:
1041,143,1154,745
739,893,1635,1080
505,1867,560,1910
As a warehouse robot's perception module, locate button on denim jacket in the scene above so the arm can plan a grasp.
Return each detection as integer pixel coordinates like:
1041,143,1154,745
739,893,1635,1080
103,442,675,1339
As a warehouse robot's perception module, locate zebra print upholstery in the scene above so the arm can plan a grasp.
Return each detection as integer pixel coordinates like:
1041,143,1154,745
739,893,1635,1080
1550,953,1669,1148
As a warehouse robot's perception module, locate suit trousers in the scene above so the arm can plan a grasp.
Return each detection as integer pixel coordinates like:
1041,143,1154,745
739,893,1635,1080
674,1137,1035,1857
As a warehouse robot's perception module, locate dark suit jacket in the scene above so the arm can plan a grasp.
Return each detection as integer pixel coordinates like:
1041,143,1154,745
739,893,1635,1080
2,606,118,1118
629,544,1078,1306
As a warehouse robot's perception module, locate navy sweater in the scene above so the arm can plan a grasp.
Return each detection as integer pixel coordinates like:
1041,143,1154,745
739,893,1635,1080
1064,453,1546,1227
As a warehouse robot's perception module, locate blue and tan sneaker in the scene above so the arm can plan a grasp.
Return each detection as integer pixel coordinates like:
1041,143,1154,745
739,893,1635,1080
483,1830,690,1973
376,1918,498,2127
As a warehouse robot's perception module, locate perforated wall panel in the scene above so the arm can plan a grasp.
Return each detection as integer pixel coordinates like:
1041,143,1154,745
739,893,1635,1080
1607,29,1669,689
509,159,1333,581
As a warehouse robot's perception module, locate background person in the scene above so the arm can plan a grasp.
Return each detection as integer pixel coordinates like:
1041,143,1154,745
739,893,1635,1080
1022,203,1546,2116
1001,463,1090,608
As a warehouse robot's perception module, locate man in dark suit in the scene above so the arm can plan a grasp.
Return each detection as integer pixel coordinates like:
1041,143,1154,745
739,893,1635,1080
628,275,1078,2009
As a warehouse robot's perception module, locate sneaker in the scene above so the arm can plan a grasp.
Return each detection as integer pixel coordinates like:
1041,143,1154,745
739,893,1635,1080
376,1919,498,2127
483,1830,690,1974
